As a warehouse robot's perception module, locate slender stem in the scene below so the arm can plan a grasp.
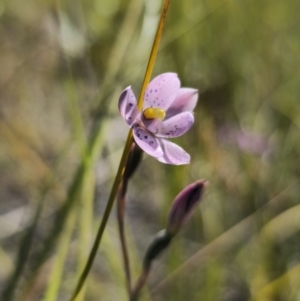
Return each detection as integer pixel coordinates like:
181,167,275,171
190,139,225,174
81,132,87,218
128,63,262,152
117,179,132,296
69,131,133,301
137,0,171,111
69,0,171,299
130,268,150,301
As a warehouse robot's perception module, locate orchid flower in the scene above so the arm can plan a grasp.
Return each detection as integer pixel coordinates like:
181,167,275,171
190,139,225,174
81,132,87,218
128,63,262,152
118,73,198,165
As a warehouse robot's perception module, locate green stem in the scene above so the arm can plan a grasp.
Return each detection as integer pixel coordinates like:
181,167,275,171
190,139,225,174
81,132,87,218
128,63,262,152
69,131,133,301
69,0,171,299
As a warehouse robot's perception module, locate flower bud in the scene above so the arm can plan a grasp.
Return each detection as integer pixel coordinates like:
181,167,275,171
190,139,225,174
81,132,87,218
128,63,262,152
143,230,173,271
166,180,207,236
124,142,143,180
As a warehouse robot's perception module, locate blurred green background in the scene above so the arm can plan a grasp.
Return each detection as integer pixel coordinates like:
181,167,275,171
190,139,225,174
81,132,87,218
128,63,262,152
0,0,300,300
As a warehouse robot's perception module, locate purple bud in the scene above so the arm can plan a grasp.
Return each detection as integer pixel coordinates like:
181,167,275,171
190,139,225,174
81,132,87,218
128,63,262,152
166,180,207,236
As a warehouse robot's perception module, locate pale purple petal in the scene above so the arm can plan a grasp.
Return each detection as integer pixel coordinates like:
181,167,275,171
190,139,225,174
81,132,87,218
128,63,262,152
143,73,180,111
140,115,161,134
158,139,190,165
166,88,198,119
155,112,194,138
133,125,163,158
118,86,140,126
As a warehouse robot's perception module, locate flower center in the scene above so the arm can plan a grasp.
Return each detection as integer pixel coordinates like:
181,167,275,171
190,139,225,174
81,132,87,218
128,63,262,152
143,107,166,121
